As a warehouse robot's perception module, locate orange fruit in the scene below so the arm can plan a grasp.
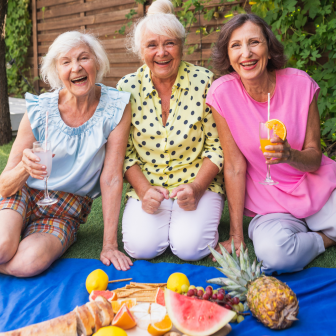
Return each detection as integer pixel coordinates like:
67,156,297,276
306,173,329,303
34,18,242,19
111,292,118,301
112,298,137,314
265,119,287,141
89,290,118,302
112,303,137,330
147,315,172,336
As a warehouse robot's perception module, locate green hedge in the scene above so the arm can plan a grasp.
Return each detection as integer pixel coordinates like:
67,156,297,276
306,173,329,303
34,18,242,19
5,0,33,97
4,0,336,157
251,0,336,157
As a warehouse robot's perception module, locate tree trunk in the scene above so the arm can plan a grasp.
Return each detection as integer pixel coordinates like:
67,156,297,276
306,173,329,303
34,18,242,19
0,0,12,145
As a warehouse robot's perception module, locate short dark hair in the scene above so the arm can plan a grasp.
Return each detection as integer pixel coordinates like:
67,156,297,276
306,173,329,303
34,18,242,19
212,14,287,75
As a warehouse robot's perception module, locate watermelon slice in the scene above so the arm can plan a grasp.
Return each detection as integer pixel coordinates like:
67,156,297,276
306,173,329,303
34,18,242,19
155,288,165,306
89,290,117,302
165,288,236,336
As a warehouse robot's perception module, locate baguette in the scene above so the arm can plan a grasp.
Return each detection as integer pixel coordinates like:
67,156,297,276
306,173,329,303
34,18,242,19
0,297,115,336
0,312,77,336
94,296,114,326
74,305,95,336
86,302,102,333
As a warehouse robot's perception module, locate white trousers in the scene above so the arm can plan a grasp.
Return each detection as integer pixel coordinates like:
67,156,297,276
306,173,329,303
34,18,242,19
122,191,224,261
249,189,336,275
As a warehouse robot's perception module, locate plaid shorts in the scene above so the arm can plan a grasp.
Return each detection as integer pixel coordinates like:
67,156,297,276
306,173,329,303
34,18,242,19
0,185,93,251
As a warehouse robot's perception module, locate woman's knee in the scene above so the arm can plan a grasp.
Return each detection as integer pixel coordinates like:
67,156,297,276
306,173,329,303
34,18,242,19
123,234,168,259
170,233,214,261
122,203,170,259
253,230,297,273
124,242,167,259
0,239,17,264
6,233,63,277
172,245,205,261
6,250,52,277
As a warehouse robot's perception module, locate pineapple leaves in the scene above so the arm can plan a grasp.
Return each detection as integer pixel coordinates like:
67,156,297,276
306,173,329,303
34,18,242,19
207,277,238,287
236,276,248,287
236,294,247,302
215,267,240,283
228,290,241,297
245,249,252,279
208,246,229,269
241,270,250,283
243,302,249,311
206,277,227,286
251,258,257,274
231,238,239,265
239,243,247,272
222,285,247,293
218,243,240,274
208,241,270,305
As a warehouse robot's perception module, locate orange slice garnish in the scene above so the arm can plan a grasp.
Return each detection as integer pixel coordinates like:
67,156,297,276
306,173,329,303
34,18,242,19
265,119,287,140
112,303,137,330
112,298,137,314
147,315,172,336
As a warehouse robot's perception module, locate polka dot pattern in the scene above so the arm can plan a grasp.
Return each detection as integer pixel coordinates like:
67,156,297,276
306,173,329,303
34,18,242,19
117,61,224,200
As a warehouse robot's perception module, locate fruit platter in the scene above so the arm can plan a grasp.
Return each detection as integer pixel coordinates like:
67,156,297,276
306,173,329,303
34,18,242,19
0,242,299,336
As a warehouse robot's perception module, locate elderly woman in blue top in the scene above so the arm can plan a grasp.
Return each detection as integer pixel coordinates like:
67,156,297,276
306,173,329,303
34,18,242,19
0,32,132,277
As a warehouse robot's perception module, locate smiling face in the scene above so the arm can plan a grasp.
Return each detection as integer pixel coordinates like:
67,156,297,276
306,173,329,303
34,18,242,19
228,21,270,82
56,44,98,97
141,28,182,81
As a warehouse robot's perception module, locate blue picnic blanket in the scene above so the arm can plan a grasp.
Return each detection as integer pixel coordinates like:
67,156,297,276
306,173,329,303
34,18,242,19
0,258,335,335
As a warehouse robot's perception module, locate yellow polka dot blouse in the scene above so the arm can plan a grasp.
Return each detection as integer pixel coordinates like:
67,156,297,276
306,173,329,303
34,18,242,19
117,61,224,200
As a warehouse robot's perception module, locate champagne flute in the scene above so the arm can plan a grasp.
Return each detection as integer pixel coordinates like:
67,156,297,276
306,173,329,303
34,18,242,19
259,122,278,185
33,141,57,206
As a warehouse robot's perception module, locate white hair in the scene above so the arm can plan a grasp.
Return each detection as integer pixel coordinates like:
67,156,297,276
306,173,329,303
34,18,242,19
130,0,186,58
40,31,110,90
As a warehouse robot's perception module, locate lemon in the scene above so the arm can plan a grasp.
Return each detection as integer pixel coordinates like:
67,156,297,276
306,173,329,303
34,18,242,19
167,273,190,294
93,326,127,336
86,269,109,294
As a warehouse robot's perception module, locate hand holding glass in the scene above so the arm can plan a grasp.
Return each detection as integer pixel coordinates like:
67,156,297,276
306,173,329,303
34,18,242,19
259,122,278,185
33,141,57,206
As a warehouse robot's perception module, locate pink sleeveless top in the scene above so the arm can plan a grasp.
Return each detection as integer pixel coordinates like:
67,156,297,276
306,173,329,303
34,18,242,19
206,68,336,218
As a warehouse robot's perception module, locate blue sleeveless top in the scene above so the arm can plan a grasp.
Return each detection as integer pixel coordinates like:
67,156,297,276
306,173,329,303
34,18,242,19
25,84,130,198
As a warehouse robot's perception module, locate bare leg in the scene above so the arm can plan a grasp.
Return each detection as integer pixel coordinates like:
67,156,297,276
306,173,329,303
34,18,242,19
0,232,63,277
316,232,336,249
0,209,23,264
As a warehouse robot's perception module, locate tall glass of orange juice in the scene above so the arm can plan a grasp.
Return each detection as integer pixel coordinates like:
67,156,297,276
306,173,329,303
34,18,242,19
259,122,278,185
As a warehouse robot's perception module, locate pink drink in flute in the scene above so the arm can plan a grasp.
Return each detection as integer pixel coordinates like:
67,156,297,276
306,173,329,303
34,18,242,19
34,148,52,177
33,141,57,206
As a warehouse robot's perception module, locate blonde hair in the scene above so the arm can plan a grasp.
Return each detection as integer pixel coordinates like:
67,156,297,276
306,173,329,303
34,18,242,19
130,0,186,58
40,31,110,90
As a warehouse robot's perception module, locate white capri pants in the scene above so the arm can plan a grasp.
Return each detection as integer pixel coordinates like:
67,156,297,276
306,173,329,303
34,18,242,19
122,190,224,261
249,189,336,275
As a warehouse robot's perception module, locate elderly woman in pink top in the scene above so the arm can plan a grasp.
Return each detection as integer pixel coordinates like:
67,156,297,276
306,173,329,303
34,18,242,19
206,14,336,274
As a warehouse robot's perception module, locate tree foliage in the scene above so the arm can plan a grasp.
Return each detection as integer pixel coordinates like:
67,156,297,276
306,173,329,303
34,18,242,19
251,0,336,155
5,0,336,153
5,0,32,97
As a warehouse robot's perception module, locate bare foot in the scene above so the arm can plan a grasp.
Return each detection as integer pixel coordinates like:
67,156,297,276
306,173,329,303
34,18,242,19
316,232,336,249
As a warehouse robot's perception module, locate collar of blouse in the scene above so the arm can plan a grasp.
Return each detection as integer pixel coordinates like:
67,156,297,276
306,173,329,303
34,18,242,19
141,61,191,99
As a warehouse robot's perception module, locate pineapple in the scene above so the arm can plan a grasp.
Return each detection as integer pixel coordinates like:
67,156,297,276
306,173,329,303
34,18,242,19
208,241,299,330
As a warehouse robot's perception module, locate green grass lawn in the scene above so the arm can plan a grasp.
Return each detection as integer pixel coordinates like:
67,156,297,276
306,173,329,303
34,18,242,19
1,139,335,269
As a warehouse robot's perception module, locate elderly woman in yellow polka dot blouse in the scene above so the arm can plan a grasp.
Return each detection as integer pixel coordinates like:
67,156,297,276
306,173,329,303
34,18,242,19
114,0,224,264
